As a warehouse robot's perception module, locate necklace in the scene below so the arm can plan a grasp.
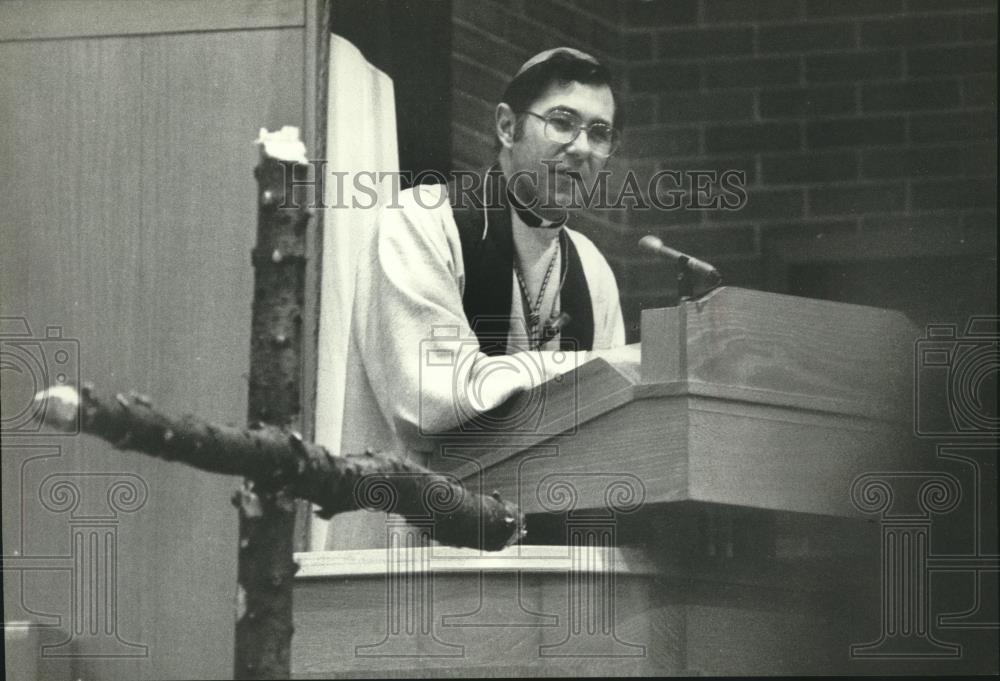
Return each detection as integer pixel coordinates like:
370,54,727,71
514,231,566,350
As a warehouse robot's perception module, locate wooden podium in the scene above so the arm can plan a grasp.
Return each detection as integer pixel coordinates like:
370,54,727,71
426,286,916,519
293,288,924,677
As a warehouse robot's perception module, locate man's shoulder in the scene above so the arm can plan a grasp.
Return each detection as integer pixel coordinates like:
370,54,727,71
375,183,464,256
377,184,456,233
391,183,451,213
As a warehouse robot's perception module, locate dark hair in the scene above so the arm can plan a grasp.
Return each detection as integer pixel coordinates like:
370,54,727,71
496,51,625,151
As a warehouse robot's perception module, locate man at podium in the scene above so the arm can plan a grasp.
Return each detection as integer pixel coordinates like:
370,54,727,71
343,47,630,462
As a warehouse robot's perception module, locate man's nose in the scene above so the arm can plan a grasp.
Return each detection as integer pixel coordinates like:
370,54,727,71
564,128,594,157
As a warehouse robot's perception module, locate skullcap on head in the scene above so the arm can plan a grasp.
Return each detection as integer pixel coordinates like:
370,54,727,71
514,47,601,78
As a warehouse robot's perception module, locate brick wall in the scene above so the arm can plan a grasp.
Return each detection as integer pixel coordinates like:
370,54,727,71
451,0,997,340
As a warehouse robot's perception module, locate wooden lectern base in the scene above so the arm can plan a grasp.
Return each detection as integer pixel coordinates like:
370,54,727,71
292,509,884,678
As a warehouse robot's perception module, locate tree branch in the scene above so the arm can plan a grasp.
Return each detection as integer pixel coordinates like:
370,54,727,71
34,384,526,551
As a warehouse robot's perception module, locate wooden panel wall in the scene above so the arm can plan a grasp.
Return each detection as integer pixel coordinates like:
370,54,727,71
1,3,308,678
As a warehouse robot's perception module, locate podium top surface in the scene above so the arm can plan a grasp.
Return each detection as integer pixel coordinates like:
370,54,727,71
640,286,917,419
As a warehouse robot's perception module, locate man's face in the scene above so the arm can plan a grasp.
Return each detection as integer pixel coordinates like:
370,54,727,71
506,81,616,218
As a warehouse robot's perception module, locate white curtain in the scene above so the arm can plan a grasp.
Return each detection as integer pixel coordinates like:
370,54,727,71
309,34,399,550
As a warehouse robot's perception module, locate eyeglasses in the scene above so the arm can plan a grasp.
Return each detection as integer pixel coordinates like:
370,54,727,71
520,110,621,158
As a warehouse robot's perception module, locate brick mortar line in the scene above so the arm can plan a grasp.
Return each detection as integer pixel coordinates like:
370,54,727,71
629,151,996,168
620,6,999,31
628,105,996,128
451,16,527,61
612,228,758,242
672,74,996,92
613,208,987,250
653,208,987,227
801,174,812,215
450,52,513,86
657,14,996,33
752,224,764,255
621,40,997,65
616,252,759,268
694,207,982,227
796,0,807,22
752,178,988,193
549,0,622,31
503,4,622,63
452,89,498,114
804,179,906,189
451,120,493,140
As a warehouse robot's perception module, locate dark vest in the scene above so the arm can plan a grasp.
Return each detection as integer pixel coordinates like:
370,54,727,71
448,167,595,356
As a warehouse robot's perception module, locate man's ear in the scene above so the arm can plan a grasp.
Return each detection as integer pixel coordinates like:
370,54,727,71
495,103,516,149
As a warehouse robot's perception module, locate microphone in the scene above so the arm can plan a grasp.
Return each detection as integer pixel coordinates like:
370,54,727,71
638,235,722,297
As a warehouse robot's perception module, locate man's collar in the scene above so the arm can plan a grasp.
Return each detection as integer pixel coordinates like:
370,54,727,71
506,185,567,229
487,162,568,229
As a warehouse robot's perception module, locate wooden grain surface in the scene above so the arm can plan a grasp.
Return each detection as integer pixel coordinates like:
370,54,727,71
643,286,917,420
685,396,912,516
0,0,305,42
291,545,874,677
429,391,909,518
292,549,678,678
426,357,640,478
1,22,304,680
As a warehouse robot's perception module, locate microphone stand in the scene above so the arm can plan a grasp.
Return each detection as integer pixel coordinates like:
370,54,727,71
673,256,721,304
676,255,695,302
638,235,722,306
